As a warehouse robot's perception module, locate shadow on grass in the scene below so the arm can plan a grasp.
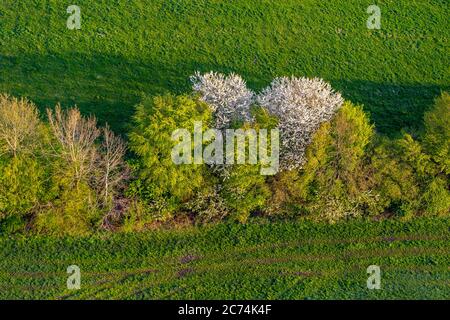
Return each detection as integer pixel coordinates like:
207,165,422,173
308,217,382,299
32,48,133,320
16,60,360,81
0,52,447,136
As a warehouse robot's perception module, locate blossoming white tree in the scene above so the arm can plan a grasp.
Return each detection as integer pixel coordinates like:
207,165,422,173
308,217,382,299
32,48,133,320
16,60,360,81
190,71,254,129
257,77,343,170
191,72,344,171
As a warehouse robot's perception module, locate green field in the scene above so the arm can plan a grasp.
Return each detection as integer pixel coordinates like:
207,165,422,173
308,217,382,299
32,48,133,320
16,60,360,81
1,1,449,301
0,0,449,134
1,218,449,299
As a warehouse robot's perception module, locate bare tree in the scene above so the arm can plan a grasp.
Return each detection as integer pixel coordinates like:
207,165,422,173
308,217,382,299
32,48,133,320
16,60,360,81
98,124,127,207
47,105,100,188
0,94,41,157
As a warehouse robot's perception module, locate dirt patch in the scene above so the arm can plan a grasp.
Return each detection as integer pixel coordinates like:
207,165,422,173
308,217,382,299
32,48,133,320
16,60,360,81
180,254,201,264
177,268,194,278
382,236,397,243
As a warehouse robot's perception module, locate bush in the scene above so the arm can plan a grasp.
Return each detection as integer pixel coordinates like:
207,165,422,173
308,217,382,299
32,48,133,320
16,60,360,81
422,92,450,174
34,182,101,236
0,95,48,227
265,170,299,217
128,94,213,222
183,182,229,225
368,93,450,218
215,107,277,223
274,102,376,222
370,133,449,218
0,156,46,220
0,87,448,234
369,137,420,218
221,163,271,223
120,198,150,232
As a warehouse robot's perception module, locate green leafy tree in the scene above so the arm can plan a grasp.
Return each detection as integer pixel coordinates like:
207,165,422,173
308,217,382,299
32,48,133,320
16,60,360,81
369,93,450,218
0,95,48,231
293,102,376,222
128,94,213,222
422,92,450,174
219,107,276,223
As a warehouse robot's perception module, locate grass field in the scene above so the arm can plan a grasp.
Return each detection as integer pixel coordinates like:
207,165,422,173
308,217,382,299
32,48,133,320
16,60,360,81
1,218,449,300
0,1,449,301
0,0,449,134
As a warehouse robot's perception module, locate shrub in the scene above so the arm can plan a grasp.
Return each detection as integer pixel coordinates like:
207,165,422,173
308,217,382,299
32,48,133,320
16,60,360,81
281,102,376,222
217,108,276,222
120,199,149,232
369,137,420,218
370,133,449,219
183,182,229,224
420,175,450,216
220,163,271,223
284,99,446,222
422,92,450,174
0,87,448,233
265,164,303,217
128,94,213,222
257,77,343,170
402,91,450,217
395,134,448,217
368,93,449,218
0,95,48,225
34,182,100,236
0,156,46,220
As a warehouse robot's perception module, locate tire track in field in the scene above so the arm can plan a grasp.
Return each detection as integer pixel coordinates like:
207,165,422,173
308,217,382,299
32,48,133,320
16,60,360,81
2,233,447,269
88,243,450,299
2,238,447,280
1,234,448,299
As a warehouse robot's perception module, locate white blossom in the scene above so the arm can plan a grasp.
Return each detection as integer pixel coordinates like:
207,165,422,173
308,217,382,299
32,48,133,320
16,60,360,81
257,76,343,170
190,71,254,129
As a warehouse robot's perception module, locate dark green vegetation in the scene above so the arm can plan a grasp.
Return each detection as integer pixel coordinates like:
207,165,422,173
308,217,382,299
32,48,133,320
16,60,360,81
0,0,449,134
123,93,449,228
0,217,448,299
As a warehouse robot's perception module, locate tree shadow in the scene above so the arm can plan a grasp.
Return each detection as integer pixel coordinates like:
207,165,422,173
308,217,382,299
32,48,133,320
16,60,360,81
331,80,446,135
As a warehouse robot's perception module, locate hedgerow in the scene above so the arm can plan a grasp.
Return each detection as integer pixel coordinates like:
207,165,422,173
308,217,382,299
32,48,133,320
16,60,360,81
0,95,128,235
0,74,448,234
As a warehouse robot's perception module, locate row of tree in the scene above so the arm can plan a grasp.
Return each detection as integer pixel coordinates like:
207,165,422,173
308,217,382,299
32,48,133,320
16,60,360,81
0,73,448,235
0,95,127,234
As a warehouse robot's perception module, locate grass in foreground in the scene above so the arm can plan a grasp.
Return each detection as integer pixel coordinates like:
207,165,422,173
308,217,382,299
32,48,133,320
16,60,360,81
1,217,449,299
0,0,449,134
